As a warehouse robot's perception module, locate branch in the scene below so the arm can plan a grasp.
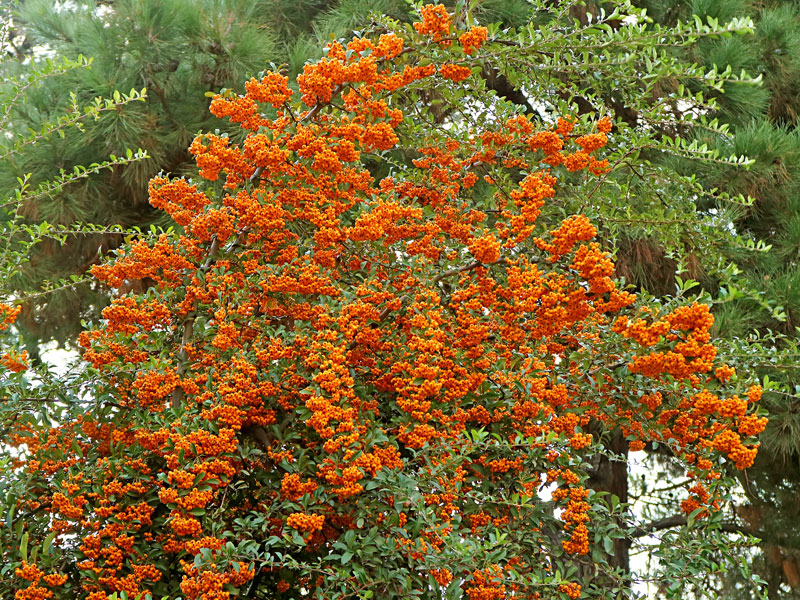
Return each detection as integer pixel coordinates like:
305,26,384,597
248,83,346,183
242,416,294,473
631,515,751,538
432,259,480,284
480,66,536,115
375,258,507,322
171,236,220,409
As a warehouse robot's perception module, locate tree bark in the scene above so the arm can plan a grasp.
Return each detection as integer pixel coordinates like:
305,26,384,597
587,428,631,573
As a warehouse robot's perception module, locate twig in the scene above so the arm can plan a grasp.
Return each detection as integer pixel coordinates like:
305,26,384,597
630,515,750,538
375,257,507,322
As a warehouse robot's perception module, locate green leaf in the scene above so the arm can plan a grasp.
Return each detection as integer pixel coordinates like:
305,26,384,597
43,531,57,555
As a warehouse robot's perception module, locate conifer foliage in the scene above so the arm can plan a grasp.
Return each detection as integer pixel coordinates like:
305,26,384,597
1,4,769,600
0,0,301,353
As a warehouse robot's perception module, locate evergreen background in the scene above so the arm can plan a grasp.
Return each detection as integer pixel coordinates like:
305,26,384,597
2,0,799,597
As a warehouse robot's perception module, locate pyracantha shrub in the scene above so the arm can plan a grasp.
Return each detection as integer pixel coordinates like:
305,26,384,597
2,5,766,600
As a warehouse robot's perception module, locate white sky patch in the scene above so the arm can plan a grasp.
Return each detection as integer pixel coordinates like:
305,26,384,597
40,343,80,378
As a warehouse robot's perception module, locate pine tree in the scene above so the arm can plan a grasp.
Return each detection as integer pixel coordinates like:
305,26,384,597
0,0,149,359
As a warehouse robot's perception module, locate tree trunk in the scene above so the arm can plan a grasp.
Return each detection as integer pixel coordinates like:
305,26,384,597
588,429,631,574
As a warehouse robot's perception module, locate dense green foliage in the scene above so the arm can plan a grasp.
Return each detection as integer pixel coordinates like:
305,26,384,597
1,0,799,598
